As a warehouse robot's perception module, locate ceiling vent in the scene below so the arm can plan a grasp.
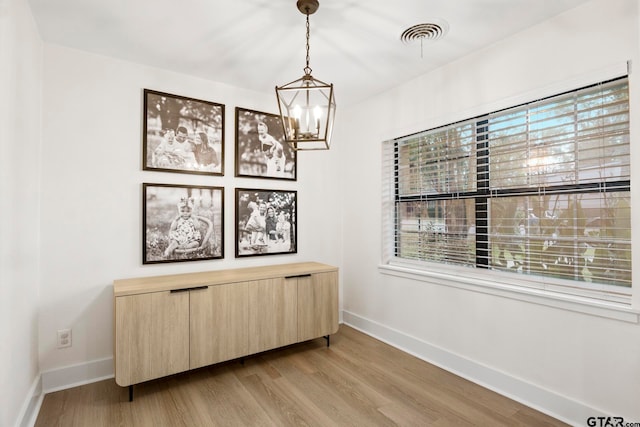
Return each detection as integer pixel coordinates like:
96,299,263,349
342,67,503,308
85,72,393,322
400,22,448,44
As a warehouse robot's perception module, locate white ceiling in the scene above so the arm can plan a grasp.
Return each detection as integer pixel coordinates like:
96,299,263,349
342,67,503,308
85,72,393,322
28,0,592,107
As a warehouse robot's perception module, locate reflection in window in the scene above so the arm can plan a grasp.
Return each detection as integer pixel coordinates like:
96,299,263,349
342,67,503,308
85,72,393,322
489,193,630,287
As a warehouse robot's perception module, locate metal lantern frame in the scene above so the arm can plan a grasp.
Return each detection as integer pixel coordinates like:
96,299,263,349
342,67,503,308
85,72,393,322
275,0,336,151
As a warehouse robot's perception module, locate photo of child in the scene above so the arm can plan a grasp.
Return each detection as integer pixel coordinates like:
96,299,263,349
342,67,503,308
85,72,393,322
144,184,224,264
235,107,296,180
164,197,207,257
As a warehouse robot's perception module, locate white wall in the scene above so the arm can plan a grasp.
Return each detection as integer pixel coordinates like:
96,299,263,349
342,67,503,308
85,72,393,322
13,0,640,424
37,44,343,375
340,0,640,423
0,0,43,425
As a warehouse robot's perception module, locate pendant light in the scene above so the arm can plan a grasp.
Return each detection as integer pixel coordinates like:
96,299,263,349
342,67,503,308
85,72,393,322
275,0,336,150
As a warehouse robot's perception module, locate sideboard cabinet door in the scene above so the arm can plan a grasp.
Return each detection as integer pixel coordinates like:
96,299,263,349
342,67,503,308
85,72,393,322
297,271,339,342
248,278,298,354
115,291,189,386
189,283,249,369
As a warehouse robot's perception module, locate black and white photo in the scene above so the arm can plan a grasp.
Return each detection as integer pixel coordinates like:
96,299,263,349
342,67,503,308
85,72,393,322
143,89,224,175
143,183,224,264
235,107,296,180
235,188,297,257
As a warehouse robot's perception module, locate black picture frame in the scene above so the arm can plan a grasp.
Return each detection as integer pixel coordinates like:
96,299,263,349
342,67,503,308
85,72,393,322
235,107,296,180
235,188,297,257
143,183,224,264
143,89,224,175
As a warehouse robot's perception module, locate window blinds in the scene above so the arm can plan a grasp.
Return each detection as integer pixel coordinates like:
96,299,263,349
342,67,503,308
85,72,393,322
384,77,631,297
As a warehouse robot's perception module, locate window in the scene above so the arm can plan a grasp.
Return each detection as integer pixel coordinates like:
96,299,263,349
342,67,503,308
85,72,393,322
383,77,631,303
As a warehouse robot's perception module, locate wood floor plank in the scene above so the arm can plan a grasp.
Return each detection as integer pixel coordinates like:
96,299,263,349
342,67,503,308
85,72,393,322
253,354,377,426
35,325,568,427
512,406,568,427
327,327,535,426
238,372,316,426
190,365,273,426
315,337,449,422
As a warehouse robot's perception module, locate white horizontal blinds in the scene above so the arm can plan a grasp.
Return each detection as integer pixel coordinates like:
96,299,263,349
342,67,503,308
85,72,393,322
394,199,476,265
381,140,397,264
394,121,477,266
481,108,529,189
397,122,477,196
487,193,631,288
576,81,630,184
385,76,631,296
486,79,630,190
486,78,631,290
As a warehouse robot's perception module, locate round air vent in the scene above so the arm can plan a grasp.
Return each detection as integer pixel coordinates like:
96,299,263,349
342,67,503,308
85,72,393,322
400,21,448,44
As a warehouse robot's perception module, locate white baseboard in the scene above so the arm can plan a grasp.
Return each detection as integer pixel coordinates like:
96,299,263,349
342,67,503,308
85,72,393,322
16,375,43,427
341,310,602,426
41,356,114,393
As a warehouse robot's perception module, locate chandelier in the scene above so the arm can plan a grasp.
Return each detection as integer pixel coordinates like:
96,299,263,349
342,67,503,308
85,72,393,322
275,0,336,150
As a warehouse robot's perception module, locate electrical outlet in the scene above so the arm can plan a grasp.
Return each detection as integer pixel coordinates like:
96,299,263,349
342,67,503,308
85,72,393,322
57,329,72,349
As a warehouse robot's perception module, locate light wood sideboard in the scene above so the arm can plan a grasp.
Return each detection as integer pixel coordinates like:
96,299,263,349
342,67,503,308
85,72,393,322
113,262,338,399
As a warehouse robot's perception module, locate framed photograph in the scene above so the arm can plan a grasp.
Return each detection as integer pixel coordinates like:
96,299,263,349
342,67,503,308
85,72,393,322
235,188,297,257
235,107,296,180
143,89,224,175
143,183,224,264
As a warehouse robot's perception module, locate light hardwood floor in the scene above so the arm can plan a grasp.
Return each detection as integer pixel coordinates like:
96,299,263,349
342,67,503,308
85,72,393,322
35,325,567,426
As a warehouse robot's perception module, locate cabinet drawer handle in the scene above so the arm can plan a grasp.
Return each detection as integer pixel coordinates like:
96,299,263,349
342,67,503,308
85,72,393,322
170,286,209,293
285,274,312,279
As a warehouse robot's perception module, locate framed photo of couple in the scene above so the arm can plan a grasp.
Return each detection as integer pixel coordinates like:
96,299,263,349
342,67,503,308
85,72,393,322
235,188,297,258
234,107,297,180
143,183,224,264
143,89,224,176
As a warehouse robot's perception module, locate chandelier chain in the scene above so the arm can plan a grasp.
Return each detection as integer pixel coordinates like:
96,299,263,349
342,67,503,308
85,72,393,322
304,13,312,75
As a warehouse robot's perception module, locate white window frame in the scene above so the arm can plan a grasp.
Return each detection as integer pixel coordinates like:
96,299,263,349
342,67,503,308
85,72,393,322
380,66,639,324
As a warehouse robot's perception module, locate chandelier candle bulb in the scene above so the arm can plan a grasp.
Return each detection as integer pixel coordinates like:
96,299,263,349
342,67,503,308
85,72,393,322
314,106,321,132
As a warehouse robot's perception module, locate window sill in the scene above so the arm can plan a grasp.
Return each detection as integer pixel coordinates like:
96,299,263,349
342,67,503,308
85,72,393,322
378,263,639,323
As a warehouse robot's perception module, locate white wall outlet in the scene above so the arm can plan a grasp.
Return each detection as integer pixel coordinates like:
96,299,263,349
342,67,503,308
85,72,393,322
57,329,72,348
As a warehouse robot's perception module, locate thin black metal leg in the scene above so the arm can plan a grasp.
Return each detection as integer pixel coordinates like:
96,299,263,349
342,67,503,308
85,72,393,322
324,335,330,347
129,385,133,402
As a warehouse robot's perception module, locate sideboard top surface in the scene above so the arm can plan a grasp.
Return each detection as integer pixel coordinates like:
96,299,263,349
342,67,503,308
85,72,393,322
113,262,338,296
